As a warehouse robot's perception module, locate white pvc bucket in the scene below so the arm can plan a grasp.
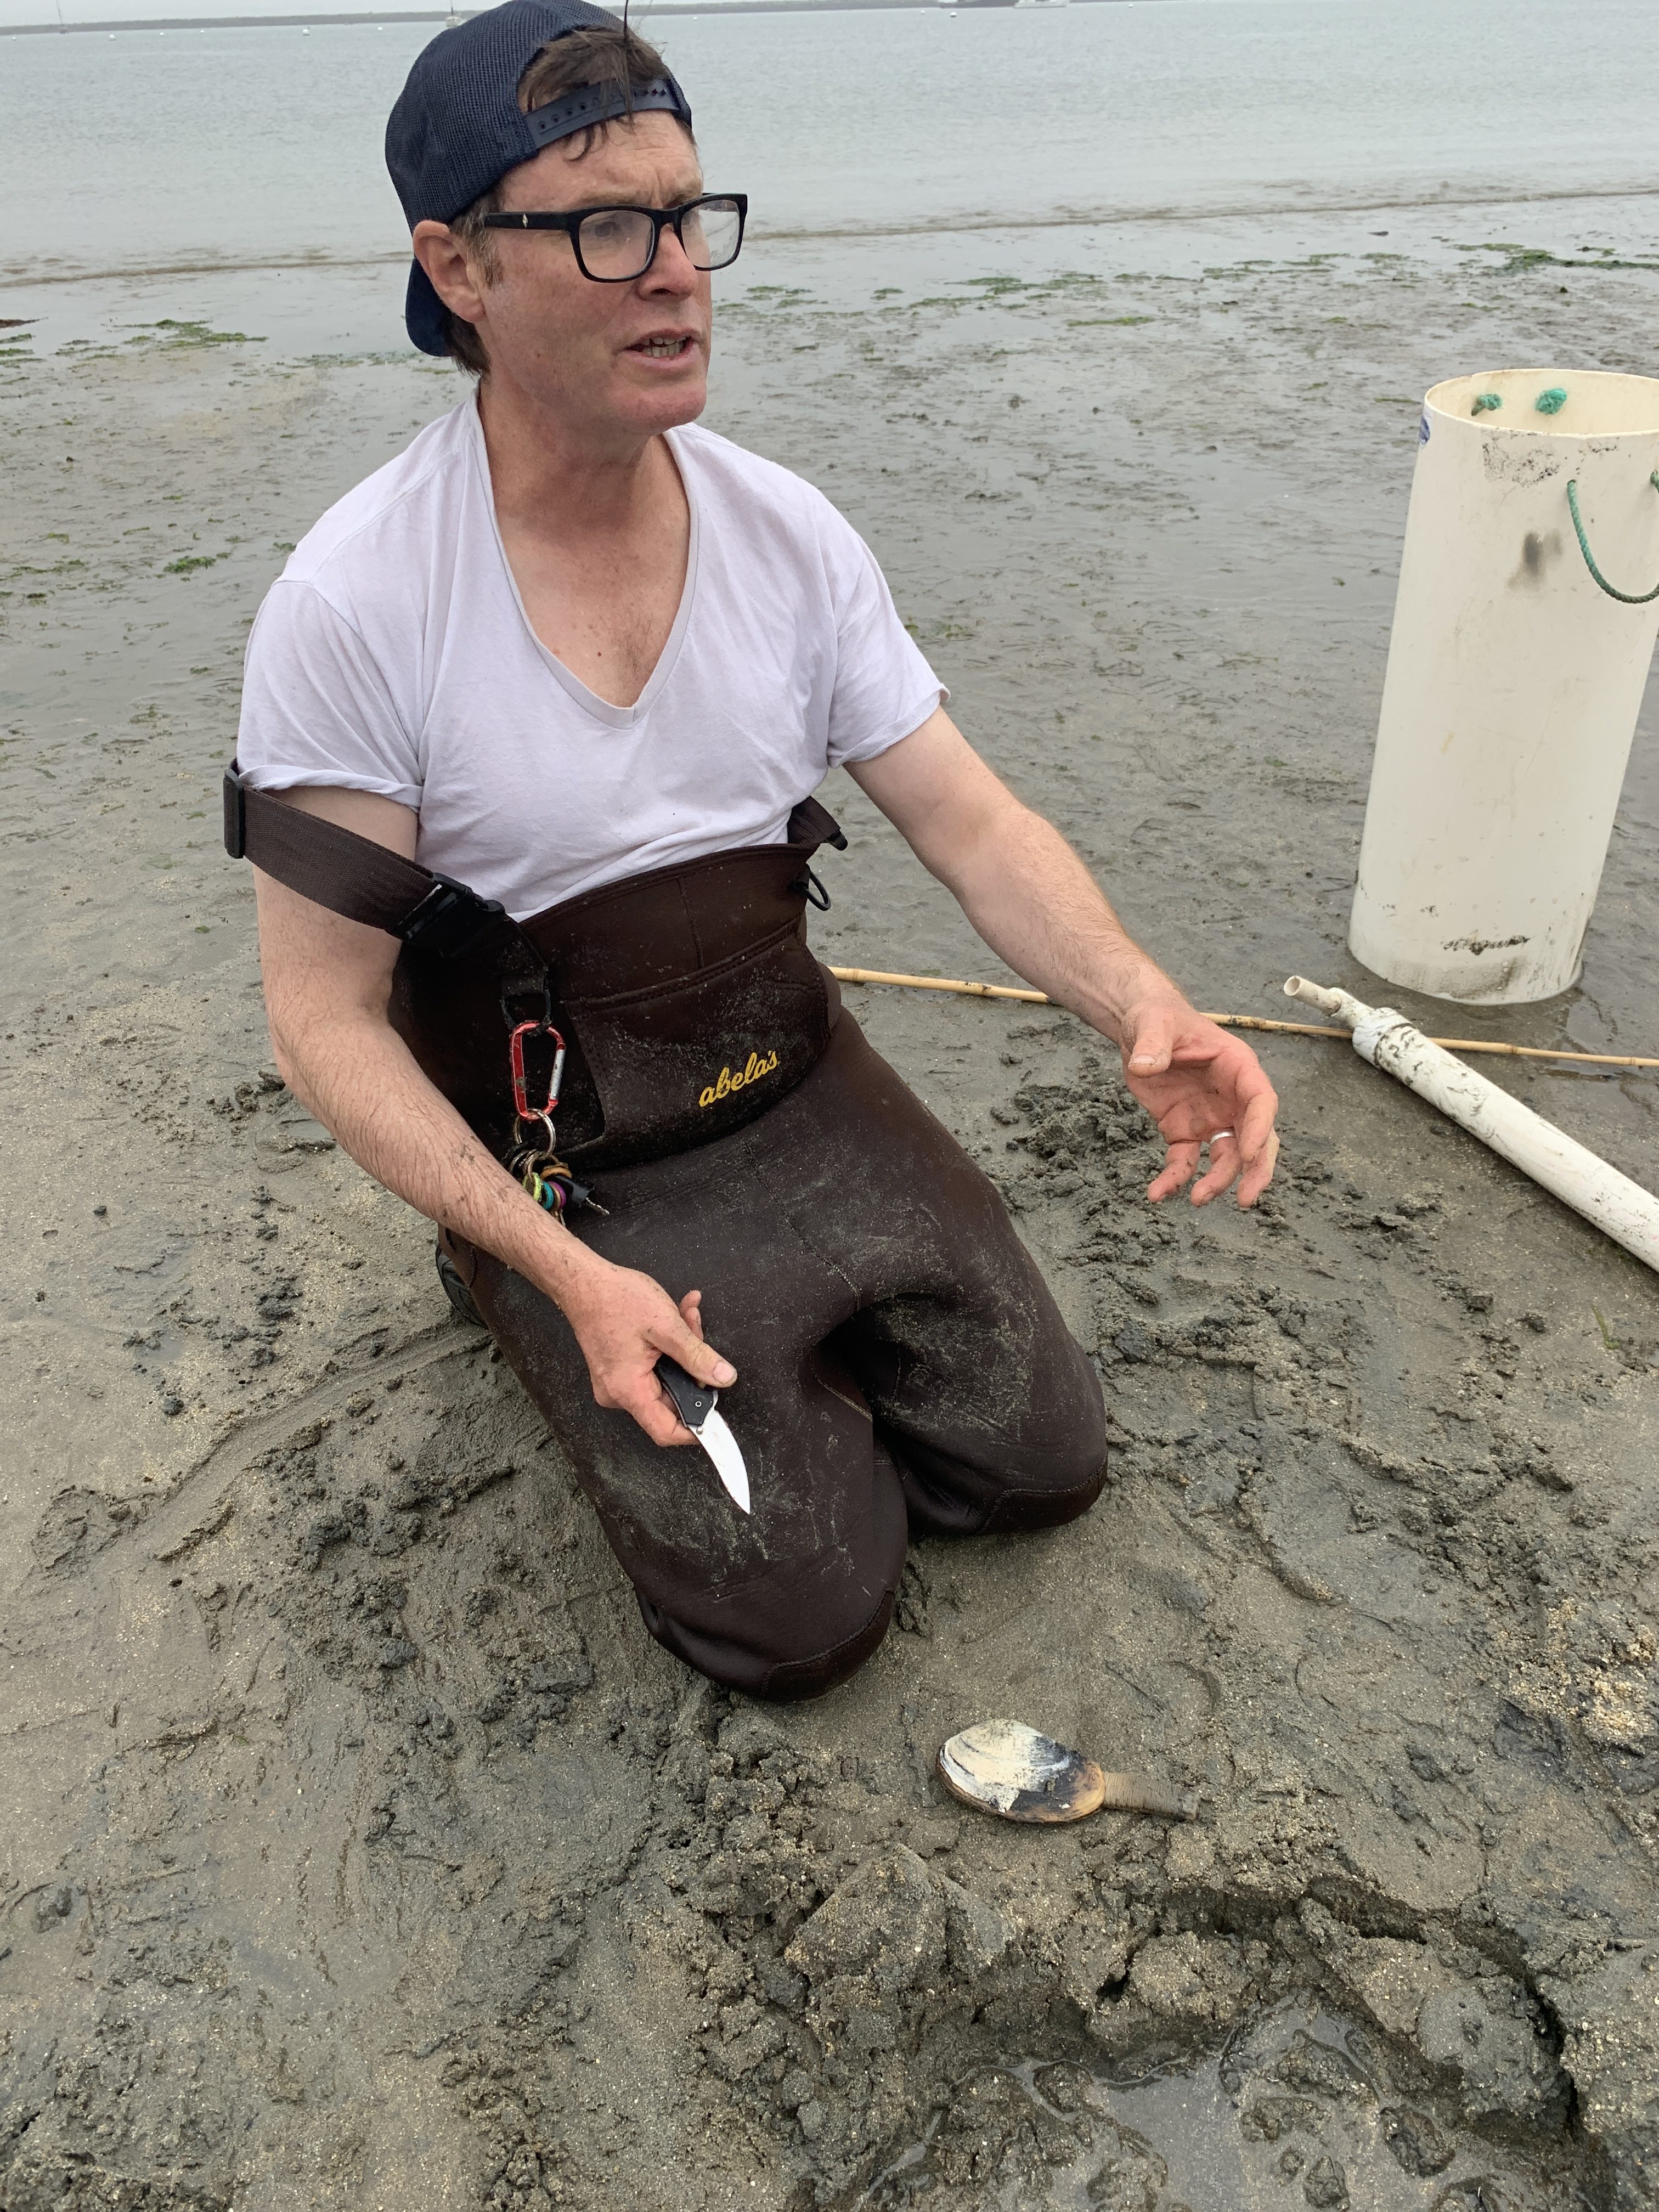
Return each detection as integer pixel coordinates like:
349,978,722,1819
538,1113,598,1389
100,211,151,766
1348,368,1659,1004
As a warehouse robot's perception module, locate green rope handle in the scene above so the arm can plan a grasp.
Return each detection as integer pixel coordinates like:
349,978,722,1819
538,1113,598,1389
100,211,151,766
1566,471,1659,605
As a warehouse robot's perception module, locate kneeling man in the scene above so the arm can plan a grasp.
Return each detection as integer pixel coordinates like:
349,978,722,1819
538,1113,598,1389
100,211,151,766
231,0,1279,1699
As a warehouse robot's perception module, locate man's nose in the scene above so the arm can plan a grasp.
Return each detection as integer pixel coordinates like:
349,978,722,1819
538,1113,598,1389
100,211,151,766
642,222,699,294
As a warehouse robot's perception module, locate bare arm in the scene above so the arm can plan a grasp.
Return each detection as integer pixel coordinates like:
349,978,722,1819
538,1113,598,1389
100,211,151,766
252,786,732,1442
849,708,1279,1205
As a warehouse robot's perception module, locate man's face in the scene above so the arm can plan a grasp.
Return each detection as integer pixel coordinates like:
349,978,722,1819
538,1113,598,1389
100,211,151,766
436,112,712,442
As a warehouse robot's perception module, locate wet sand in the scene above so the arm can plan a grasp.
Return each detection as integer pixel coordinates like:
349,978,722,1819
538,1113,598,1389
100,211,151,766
3,225,1658,2210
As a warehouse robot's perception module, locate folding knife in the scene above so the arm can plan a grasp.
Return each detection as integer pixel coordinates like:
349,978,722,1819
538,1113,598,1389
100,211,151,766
654,1355,751,1514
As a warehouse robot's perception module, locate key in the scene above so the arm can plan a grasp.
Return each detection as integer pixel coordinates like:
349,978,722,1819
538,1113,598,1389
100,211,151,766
505,1142,605,1217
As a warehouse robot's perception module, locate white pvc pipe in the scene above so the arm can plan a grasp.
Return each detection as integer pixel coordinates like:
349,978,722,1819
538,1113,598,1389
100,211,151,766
1283,975,1659,1276
1349,368,1659,1006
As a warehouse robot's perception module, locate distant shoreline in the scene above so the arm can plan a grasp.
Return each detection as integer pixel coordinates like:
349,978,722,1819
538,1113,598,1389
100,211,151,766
3,0,1128,29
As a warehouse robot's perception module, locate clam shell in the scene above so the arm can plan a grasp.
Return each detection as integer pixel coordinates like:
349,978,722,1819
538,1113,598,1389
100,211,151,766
936,1719,1194,1825
936,1719,1105,1824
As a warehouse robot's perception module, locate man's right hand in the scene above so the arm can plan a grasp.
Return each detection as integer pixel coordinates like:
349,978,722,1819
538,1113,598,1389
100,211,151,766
251,788,735,1451
558,1259,736,1447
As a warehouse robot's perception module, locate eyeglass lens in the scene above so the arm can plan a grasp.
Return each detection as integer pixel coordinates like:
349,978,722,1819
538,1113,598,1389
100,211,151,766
576,198,743,279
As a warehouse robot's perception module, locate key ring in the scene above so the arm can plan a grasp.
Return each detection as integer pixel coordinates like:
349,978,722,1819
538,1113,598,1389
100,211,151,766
513,1109,558,1156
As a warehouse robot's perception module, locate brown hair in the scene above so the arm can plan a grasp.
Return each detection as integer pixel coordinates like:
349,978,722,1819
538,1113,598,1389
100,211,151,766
441,24,685,378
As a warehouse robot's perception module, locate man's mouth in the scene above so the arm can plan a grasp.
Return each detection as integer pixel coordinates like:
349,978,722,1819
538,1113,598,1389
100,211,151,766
629,334,697,360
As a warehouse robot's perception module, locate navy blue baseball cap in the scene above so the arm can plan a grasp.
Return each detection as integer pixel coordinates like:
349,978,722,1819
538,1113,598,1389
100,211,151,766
386,0,693,357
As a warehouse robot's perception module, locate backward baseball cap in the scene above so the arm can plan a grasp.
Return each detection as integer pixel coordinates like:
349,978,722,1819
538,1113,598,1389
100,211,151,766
385,0,694,357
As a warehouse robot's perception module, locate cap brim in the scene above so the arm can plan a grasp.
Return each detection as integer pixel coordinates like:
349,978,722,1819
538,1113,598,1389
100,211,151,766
404,259,452,357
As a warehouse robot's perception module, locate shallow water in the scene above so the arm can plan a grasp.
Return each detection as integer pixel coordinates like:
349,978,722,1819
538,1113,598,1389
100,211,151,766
3,0,1659,286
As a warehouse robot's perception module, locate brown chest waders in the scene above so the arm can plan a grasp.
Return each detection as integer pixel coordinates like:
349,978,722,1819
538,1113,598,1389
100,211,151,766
227,766,1108,1700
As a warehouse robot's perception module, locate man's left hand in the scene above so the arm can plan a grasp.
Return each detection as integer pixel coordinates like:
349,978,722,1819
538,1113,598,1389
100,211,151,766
848,713,1282,1205
1119,998,1280,1207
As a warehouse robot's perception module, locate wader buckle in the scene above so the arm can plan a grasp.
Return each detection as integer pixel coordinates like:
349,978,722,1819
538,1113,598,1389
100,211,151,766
401,874,509,961
223,766,249,859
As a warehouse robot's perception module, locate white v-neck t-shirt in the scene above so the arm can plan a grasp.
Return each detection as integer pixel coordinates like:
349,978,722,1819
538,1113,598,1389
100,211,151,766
236,397,943,920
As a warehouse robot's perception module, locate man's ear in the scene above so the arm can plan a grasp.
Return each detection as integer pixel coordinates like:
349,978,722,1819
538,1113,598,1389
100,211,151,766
412,220,489,327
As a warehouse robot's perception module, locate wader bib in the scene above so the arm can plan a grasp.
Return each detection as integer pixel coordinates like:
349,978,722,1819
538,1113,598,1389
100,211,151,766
227,769,1108,1698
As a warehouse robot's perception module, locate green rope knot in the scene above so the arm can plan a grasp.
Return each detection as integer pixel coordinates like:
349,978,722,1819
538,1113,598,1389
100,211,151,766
1535,387,1568,415
1565,471,1659,605
1471,392,1503,415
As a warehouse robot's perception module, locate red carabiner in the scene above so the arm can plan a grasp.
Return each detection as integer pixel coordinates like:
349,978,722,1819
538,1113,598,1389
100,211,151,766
509,1020,566,1122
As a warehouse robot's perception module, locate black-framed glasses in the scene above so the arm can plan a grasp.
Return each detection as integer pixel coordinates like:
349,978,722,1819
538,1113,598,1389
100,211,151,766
477,194,747,283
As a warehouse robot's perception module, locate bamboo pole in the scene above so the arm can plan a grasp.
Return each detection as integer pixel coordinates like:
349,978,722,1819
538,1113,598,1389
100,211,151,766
832,966,1049,1005
826,967,1659,1071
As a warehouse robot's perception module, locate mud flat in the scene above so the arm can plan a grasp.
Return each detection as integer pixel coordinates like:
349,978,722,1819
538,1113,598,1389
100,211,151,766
3,228,1659,2210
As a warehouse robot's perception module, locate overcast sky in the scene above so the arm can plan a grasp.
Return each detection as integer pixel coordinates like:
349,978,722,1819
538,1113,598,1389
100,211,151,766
0,0,813,23
0,0,787,25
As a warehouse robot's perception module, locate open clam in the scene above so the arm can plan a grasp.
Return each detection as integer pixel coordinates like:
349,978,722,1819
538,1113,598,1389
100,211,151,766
936,1719,1194,1826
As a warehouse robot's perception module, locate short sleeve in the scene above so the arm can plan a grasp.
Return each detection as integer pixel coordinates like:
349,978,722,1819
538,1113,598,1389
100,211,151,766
236,578,422,809
821,526,946,769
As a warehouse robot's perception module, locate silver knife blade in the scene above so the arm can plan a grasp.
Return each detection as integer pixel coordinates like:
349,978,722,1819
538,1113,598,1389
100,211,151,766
697,1406,751,1515
653,1355,752,1514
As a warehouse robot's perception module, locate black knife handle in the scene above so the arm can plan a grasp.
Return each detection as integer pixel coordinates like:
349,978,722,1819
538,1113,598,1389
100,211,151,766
654,1355,715,1432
